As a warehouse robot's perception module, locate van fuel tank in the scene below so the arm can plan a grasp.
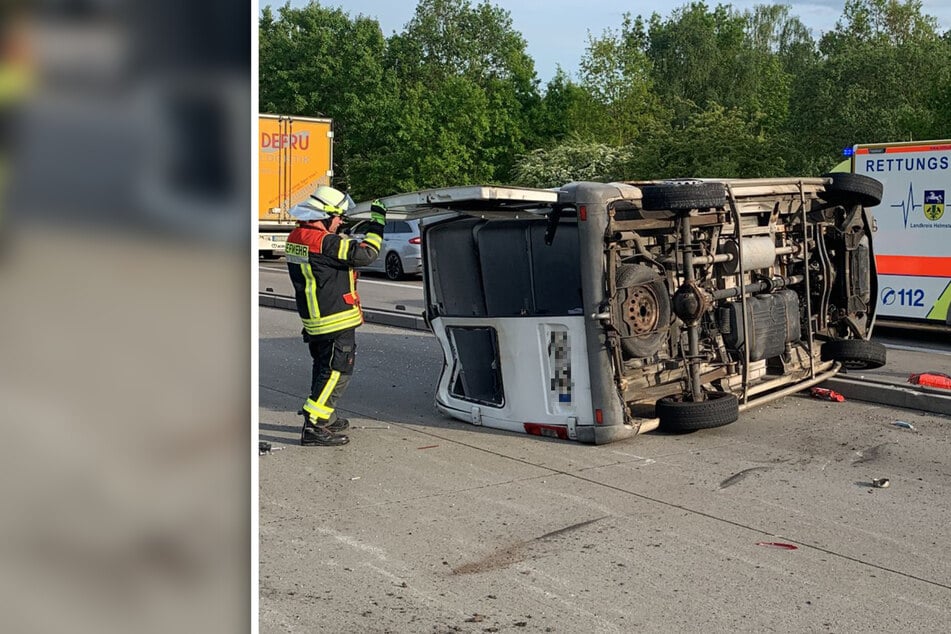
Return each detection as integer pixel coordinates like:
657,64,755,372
717,290,801,361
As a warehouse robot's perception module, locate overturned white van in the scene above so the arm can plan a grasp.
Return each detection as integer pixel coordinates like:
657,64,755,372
354,176,886,444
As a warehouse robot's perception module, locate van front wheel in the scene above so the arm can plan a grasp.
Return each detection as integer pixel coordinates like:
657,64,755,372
656,391,739,432
819,173,883,208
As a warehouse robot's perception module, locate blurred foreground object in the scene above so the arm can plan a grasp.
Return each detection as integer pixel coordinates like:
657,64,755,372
0,1,251,632
0,2,33,237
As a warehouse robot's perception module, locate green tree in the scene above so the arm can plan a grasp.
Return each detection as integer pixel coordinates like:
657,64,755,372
511,136,634,187
379,0,541,189
646,3,747,123
575,14,669,145
258,2,391,195
635,105,786,178
531,69,598,144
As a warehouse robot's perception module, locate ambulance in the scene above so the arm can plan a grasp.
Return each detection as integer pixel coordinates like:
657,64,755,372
849,140,951,325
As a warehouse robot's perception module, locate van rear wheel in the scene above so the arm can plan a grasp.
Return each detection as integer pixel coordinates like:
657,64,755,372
656,391,739,432
821,339,886,370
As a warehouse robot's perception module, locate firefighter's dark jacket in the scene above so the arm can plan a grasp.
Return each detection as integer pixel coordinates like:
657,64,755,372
285,219,384,336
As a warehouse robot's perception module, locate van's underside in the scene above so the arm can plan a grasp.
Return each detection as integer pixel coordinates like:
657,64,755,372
395,177,886,443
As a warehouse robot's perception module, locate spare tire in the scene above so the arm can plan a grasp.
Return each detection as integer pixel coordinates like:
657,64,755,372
641,181,726,211
819,173,883,208
616,263,670,359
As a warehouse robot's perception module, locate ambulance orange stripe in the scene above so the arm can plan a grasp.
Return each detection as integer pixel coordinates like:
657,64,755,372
876,255,951,277
855,143,951,154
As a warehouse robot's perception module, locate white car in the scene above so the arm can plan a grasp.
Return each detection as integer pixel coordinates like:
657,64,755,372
344,218,422,280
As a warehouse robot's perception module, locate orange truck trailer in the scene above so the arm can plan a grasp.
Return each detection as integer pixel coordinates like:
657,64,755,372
849,140,951,325
258,114,334,257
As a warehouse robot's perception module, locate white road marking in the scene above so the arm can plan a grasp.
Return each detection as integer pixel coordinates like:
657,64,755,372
609,451,656,465
357,278,423,290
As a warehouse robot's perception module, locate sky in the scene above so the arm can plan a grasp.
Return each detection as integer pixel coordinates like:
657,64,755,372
261,1,951,84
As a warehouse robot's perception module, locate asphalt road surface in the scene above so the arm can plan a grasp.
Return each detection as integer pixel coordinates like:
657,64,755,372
258,306,951,633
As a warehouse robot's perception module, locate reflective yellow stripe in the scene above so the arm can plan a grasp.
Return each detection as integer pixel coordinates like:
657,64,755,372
300,262,320,319
363,234,382,250
0,66,32,103
301,306,363,335
317,370,341,406
303,398,334,419
305,311,363,335
320,306,361,326
337,238,350,260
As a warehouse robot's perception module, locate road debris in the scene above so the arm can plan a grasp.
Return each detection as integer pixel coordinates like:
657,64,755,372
464,614,485,623
755,541,798,550
417,445,439,450
810,387,845,402
350,476,361,481
259,441,284,455
872,478,890,488
908,372,951,390
892,421,915,430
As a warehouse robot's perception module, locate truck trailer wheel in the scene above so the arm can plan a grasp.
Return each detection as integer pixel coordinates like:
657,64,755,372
821,339,886,370
819,173,883,208
641,182,726,211
655,391,739,432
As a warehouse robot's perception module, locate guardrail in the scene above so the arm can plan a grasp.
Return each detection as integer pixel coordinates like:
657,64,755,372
259,292,429,332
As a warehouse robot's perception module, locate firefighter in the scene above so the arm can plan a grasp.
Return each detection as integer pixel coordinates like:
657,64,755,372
285,186,386,446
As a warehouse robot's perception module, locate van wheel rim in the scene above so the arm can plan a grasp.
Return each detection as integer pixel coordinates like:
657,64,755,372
625,286,660,334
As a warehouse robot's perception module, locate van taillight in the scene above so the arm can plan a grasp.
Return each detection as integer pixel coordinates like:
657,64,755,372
595,409,603,424
579,205,587,221
523,423,568,440
409,236,421,244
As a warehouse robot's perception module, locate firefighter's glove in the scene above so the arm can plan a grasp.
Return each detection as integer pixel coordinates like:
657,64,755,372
370,199,387,226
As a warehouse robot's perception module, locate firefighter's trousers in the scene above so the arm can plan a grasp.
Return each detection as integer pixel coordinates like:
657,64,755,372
302,328,356,426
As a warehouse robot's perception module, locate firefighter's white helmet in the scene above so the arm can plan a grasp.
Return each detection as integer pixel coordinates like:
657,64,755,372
289,185,356,221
